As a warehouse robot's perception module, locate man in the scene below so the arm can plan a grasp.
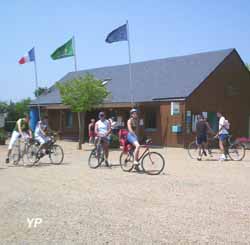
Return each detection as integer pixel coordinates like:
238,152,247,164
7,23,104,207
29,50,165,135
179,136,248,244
196,114,213,161
127,108,140,167
95,112,111,167
6,114,32,163
215,112,229,161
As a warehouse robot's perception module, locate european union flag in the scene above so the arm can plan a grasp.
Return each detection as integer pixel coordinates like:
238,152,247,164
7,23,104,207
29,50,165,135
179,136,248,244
105,24,128,43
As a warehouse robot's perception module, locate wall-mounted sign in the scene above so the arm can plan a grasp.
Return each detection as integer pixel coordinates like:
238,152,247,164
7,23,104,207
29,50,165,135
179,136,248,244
171,102,180,116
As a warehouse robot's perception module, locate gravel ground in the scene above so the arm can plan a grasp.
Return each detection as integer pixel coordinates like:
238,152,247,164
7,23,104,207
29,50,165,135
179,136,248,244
0,141,250,244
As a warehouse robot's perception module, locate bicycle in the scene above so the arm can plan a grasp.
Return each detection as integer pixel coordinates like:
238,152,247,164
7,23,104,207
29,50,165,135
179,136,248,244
188,135,245,161
88,137,108,169
9,136,35,166
119,139,165,175
27,134,64,165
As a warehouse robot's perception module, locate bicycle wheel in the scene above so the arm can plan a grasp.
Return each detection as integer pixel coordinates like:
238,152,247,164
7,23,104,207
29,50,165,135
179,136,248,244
26,143,39,165
228,143,245,161
10,143,20,165
88,148,103,169
141,152,165,175
49,144,64,164
119,151,134,172
188,141,199,159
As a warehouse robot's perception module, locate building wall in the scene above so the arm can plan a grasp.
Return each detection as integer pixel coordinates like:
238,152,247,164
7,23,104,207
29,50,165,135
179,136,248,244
160,102,186,147
185,50,250,146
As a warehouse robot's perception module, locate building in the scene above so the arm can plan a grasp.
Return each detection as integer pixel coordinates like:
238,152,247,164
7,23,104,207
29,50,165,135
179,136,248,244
31,48,250,147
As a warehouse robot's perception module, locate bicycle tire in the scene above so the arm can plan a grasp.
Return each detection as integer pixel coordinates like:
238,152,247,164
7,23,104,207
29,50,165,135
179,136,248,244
188,141,199,159
26,143,40,165
10,142,21,165
88,148,103,169
141,152,165,175
49,144,64,164
119,151,134,172
228,143,246,161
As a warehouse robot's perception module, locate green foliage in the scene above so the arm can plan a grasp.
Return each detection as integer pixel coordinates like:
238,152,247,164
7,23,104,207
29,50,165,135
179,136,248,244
4,98,31,132
109,134,120,149
0,101,8,113
34,86,48,97
0,128,7,141
56,74,109,112
246,63,250,71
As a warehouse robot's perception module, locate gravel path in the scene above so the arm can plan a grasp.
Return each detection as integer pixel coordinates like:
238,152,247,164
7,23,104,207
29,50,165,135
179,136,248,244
0,141,250,244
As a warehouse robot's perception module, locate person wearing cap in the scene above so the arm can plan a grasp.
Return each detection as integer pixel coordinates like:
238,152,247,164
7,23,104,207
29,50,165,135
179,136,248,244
127,109,140,166
5,113,32,163
95,112,111,167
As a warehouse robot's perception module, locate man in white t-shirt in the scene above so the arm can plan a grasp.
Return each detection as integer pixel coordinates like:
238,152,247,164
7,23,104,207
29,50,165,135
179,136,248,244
216,112,229,161
95,112,111,166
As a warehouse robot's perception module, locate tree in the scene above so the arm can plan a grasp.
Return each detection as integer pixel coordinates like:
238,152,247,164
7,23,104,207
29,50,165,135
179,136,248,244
0,101,8,113
34,86,48,97
246,63,250,71
5,98,31,132
57,74,109,149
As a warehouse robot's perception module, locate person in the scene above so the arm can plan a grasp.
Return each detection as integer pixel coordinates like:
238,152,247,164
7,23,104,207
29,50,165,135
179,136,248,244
95,112,111,167
88,118,96,145
34,117,50,156
127,108,140,167
5,114,32,163
215,112,230,161
196,114,213,161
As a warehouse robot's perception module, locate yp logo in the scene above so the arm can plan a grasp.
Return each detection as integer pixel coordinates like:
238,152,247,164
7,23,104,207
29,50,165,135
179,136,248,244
27,218,43,228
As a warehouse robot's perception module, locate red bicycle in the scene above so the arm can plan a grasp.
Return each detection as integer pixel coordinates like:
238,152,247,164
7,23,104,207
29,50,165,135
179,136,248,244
119,139,165,175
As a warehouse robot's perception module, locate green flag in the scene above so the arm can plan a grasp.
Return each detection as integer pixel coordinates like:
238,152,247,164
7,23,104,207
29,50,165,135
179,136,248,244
51,38,74,60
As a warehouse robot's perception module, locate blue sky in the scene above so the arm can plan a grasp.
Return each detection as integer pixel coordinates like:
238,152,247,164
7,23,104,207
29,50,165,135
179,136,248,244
1,0,250,101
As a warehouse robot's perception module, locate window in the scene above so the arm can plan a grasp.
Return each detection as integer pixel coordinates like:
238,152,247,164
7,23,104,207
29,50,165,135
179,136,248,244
66,111,73,128
145,110,157,130
171,102,180,116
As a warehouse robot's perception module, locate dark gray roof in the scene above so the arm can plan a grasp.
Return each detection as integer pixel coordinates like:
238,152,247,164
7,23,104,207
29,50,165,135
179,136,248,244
31,48,234,105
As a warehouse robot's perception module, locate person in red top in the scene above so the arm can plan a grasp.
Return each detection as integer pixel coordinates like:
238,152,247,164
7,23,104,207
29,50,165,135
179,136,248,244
88,118,96,145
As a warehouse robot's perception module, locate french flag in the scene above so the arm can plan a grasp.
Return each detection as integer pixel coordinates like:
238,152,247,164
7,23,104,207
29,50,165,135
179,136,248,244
18,48,35,64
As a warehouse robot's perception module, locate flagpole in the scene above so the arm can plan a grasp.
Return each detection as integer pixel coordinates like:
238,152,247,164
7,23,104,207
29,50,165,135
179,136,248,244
126,20,134,106
33,48,41,120
72,36,78,72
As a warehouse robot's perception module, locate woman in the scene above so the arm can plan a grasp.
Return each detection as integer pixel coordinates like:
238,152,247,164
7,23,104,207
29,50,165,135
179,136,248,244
127,108,140,166
88,119,96,145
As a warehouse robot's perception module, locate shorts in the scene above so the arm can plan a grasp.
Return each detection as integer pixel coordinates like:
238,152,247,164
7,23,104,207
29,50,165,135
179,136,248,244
8,131,29,150
35,135,50,145
219,134,229,141
89,131,95,138
196,135,207,145
127,133,138,145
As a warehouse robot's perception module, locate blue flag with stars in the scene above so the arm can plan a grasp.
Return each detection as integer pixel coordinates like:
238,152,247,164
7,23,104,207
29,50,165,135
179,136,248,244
105,24,128,43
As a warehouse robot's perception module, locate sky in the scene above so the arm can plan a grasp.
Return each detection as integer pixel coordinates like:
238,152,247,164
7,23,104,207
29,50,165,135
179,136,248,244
1,0,250,102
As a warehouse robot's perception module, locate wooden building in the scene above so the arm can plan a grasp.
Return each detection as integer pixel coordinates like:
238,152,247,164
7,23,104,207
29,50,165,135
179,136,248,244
31,48,250,147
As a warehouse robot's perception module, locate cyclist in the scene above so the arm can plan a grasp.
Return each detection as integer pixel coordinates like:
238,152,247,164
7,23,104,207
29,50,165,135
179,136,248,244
34,117,50,156
196,114,213,161
215,112,230,161
95,112,111,167
5,113,32,163
127,109,140,167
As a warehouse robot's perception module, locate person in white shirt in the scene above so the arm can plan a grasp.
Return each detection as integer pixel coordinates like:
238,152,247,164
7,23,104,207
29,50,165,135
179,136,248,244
35,118,49,145
95,112,111,166
216,112,229,161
